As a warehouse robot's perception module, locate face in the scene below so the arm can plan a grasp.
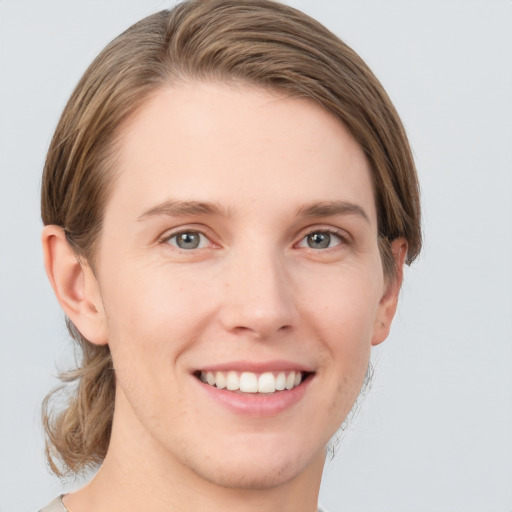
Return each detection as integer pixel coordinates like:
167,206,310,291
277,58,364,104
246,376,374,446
87,82,400,489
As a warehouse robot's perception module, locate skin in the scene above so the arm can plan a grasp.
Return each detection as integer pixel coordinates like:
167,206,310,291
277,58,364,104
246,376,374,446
43,82,406,512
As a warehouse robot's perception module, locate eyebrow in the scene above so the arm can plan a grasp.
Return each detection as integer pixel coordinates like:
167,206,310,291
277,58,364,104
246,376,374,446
296,200,370,223
137,198,369,224
137,200,232,221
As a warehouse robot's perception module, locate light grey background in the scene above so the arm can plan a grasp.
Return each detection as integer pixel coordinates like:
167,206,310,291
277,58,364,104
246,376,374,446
1,1,511,511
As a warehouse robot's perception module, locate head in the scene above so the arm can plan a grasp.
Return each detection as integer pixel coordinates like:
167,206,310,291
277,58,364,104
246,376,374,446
41,0,421,481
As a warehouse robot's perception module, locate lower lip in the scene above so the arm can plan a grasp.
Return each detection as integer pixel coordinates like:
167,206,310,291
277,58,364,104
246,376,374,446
194,376,312,417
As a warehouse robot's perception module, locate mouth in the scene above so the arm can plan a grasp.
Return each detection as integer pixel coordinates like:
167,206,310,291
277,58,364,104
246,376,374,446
194,370,312,394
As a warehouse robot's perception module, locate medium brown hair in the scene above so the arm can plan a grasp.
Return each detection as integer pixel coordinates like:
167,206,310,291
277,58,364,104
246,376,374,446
41,0,421,476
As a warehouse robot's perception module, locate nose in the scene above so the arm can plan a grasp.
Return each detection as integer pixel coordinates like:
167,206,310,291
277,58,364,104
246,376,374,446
218,248,297,340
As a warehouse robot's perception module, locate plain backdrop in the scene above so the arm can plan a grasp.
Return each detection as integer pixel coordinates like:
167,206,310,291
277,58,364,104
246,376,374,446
1,1,511,511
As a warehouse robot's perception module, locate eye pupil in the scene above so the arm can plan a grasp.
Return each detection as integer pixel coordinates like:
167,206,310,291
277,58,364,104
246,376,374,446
307,232,331,249
176,232,200,249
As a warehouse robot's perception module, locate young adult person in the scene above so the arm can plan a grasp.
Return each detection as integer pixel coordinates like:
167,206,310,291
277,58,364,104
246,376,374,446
39,1,421,510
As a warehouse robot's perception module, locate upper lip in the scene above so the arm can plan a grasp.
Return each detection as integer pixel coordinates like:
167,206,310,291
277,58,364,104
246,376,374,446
194,360,315,373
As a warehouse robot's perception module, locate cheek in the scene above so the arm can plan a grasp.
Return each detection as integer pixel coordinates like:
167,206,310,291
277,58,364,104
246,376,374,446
299,264,381,395
100,271,201,428
298,261,383,339
101,264,217,370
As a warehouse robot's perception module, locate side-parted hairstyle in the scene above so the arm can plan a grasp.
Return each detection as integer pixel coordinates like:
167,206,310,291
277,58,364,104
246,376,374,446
41,0,421,476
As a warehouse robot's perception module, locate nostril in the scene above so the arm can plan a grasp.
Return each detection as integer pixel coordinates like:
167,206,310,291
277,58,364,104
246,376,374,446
231,323,292,339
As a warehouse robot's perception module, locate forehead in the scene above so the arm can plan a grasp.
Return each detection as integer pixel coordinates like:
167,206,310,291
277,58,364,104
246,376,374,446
107,81,377,225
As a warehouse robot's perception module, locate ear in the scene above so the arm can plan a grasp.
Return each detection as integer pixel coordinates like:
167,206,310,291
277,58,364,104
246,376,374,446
42,225,108,345
371,237,408,346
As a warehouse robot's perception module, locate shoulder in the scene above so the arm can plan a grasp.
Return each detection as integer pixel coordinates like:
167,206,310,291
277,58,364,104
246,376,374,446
38,496,69,512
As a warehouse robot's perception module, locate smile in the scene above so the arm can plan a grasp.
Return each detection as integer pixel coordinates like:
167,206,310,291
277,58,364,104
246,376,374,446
198,370,305,394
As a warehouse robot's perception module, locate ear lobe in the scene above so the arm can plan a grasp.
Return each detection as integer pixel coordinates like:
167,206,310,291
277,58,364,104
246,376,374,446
42,225,108,345
371,237,408,346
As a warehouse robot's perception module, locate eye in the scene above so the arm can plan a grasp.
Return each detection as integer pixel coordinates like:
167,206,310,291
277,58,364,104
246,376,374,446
165,231,210,250
297,230,344,250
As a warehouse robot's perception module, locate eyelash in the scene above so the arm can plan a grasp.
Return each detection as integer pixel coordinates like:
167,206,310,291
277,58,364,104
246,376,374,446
160,227,350,252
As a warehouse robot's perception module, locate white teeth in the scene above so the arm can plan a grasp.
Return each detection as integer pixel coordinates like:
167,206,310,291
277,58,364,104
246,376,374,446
215,371,226,389
258,372,276,393
285,371,295,390
275,372,286,391
199,370,305,393
239,372,258,392
226,371,239,391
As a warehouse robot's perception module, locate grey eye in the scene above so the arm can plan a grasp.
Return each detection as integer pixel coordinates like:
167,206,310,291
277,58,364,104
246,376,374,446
298,231,343,250
306,232,332,249
169,231,205,250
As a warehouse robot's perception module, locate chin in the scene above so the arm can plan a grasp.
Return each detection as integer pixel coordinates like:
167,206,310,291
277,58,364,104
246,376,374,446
177,433,326,491
193,454,312,490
